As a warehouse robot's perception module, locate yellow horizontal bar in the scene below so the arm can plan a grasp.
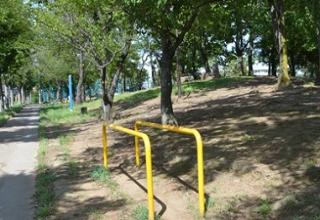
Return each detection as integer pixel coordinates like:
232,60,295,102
135,120,205,217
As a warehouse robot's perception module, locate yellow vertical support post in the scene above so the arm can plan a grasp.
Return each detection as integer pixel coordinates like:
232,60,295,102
135,120,205,217
134,123,141,166
102,124,108,168
194,131,205,217
143,136,154,220
108,124,155,220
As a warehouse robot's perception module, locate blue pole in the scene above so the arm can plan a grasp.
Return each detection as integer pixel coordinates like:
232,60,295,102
68,75,74,111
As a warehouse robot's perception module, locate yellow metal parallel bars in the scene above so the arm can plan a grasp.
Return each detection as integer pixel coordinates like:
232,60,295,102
103,124,155,220
135,120,205,217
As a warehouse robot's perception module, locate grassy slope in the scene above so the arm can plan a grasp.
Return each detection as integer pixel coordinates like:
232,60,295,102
40,77,251,125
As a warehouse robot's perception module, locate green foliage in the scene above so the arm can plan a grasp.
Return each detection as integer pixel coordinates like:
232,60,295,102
257,199,272,217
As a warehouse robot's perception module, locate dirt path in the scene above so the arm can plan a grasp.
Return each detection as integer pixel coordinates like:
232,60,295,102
0,105,39,220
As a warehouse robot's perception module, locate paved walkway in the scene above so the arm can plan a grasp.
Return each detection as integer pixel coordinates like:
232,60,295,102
0,105,40,220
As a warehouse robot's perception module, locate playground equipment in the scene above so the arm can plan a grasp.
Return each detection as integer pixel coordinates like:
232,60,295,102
102,124,155,220
134,120,205,217
102,121,205,219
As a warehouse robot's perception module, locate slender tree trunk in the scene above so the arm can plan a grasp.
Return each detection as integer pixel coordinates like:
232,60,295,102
4,84,9,109
9,86,13,107
57,83,62,102
150,52,157,87
313,0,320,83
268,58,272,76
0,75,3,112
81,84,85,102
123,75,126,92
248,34,254,76
21,87,25,104
200,47,211,79
76,51,84,104
212,61,220,78
38,89,42,104
160,38,177,125
18,87,21,104
176,46,182,99
101,66,113,122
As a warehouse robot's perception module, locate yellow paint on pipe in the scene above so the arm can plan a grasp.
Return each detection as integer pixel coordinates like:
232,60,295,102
134,123,141,166
135,120,205,217
102,124,108,168
108,124,155,220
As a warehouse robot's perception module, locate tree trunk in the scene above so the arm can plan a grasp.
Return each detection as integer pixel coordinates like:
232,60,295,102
0,75,3,112
4,84,9,109
101,66,113,121
269,0,290,88
200,46,211,79
160,38,178,125
38,89,42,104
123,75,126,92
212,61,220,78
313,0,320,83
150,51,157,87
268,58,272,76
9,86,14,107
248,34,254,76
76,51,84,104
57,83,62,102
100,40,131,122
21,87,25,104
176,46,182,99
81,84,85,102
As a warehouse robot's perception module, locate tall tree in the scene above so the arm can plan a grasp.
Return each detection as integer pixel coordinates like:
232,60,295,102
124,0,219,124
269,0,290,88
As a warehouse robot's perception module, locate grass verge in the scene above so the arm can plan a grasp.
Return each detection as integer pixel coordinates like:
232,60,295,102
0,105,23,126
35,136,55,219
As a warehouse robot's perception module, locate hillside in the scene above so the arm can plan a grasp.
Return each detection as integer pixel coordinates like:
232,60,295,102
38,77,320,220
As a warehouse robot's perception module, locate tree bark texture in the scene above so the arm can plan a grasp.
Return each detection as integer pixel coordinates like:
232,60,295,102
269,0,290,88
160,38,178,125
176,47,182,98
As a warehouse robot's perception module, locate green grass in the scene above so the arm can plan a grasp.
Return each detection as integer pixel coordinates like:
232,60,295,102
257,199,272,217
116,77,252,107
35,136,56,219
90,166,117,188
132,205,149,220
0,105,23,126
115,87,160,107
40,100,100,126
